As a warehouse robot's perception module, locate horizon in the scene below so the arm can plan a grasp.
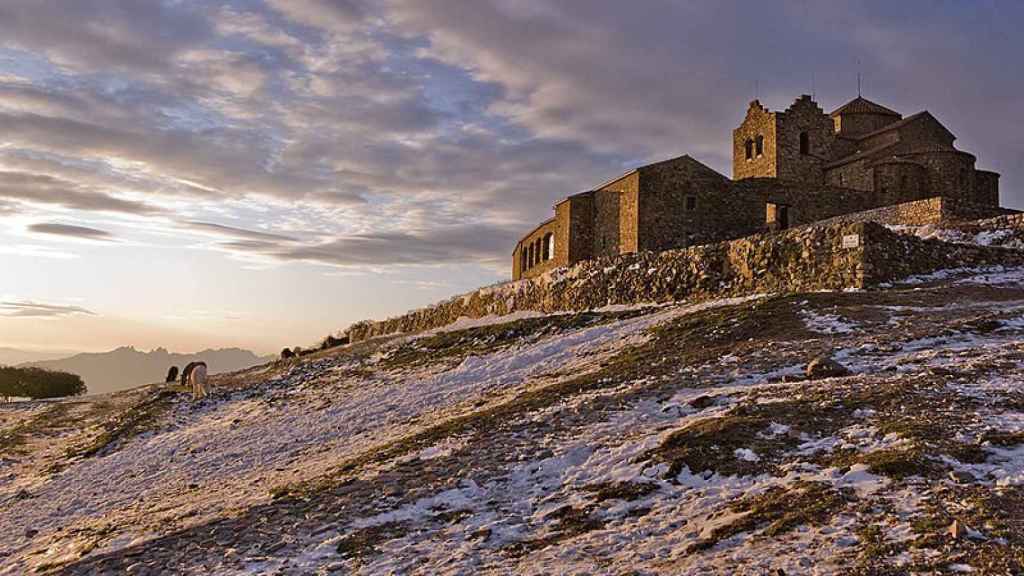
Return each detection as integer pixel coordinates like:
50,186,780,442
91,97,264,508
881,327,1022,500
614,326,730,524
2,1,1023,354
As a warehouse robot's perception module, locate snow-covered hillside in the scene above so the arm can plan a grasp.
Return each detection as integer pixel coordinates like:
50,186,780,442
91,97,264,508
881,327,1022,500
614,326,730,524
6,267,1024,574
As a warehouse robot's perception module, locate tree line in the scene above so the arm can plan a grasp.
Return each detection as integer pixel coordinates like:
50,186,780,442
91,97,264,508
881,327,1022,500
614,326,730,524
0,366,87,402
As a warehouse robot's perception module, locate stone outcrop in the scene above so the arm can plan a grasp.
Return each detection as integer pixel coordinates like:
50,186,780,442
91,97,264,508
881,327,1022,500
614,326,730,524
346,221,1024,343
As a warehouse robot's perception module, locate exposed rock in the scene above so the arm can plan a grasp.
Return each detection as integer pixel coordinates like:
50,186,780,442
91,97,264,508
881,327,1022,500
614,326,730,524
805,356,850,379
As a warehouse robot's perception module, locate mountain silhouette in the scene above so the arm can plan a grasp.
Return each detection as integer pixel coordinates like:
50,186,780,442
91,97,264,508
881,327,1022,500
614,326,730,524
0,347,79,366
21,346,273,395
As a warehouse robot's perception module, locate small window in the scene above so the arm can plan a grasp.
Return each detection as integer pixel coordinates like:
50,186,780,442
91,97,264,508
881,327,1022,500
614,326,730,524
541,234,551,261
755,135,764,157
744,139,753,160
838,174,844,187
685,196,696,211
799,132,809,155
520,249,527,272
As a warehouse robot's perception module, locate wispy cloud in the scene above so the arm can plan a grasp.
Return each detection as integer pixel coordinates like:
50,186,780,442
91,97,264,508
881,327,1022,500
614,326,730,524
28,222,116,241
0,301,96,318
183,221,299,243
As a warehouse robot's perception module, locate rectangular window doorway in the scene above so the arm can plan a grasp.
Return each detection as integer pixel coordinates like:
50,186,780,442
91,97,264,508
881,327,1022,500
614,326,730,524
777,205,790,230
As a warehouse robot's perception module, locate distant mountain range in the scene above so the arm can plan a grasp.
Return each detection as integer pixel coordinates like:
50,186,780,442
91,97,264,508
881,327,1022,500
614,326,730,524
20,346,274,395
0,347,79,366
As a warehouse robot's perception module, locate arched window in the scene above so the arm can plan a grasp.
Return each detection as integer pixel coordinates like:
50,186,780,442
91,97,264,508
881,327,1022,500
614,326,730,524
744,139,753,160
542,233,553,261
755,135,764,157
527,243,534,268
520,248,528,272
799,132,809,155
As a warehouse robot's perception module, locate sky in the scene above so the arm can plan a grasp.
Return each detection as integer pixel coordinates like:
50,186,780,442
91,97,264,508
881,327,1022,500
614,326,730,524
0,0,1022,355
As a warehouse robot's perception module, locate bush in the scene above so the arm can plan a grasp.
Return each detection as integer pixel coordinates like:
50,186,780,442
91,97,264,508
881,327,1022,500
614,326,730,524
0,366,87,402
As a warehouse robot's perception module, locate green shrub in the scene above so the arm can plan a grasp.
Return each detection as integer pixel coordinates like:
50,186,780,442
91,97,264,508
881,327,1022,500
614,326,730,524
0,366,87,401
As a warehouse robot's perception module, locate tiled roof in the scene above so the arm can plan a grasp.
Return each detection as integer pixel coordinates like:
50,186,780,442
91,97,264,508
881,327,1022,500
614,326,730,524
830,96,901,117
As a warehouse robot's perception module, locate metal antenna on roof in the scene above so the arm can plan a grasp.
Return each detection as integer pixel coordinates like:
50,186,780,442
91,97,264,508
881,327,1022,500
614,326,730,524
857,59,862,97
811,72,816,101
754,78,759,100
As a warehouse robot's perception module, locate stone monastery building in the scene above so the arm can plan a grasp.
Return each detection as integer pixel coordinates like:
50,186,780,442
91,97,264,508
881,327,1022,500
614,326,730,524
513,94,1002,280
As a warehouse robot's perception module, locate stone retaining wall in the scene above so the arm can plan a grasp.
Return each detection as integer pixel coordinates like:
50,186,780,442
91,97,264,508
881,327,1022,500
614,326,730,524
345,221,1024,343
813,196,1015,228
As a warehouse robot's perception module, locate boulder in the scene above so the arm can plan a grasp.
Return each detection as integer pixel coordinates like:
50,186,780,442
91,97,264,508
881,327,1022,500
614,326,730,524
805,355,850,379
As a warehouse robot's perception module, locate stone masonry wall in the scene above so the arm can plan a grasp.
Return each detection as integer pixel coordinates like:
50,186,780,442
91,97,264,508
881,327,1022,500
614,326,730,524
812,196,1015,228
592,172,639,257
860,223,1024,283
733,101,776,180
346,221,1024,343
514,218,559,280
637,157,752,252
556,193,595,267
774,95,834,185
976,170,1000,206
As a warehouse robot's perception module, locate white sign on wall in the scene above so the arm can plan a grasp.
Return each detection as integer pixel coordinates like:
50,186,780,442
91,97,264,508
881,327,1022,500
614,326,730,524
841,234,861,249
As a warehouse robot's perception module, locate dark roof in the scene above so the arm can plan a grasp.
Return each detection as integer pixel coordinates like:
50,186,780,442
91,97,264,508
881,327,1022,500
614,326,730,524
854,111,950,142
830,96,901,118
824,142,899,169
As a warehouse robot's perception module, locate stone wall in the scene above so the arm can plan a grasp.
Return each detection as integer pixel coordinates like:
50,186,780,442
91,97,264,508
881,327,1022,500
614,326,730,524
968,212,1024,230
900,150,980,203
637,156,751,252
591,172,639,258
347,221,1024,343
872,161,928,204
514,218,559,280
825,157,876,191
976,170,1000,206
812,196,1016,228
774,95,833,185
556,193,595,267
734,179,898,228
860,224,1024,283
733,100,777,180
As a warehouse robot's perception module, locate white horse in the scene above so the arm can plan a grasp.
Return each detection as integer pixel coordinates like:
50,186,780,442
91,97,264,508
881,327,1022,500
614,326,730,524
189,363,210,400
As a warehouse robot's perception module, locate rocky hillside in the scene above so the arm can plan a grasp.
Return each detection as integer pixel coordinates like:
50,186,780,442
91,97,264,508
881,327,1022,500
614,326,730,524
5,266,1024,574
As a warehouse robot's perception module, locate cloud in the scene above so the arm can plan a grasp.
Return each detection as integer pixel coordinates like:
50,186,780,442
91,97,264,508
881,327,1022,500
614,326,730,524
0,0,1021,287
0,170,162,215
183,221,299,243
0,301,96,318
0,1,212,73
211,223,518,268
28,223,116,241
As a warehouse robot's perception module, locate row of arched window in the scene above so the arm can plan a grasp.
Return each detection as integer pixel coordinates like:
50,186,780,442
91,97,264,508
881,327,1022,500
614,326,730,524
521,232,555,272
